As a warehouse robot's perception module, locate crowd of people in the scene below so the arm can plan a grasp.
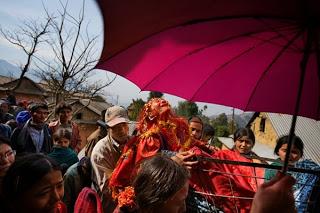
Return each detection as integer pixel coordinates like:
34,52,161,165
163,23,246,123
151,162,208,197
0,95,319,213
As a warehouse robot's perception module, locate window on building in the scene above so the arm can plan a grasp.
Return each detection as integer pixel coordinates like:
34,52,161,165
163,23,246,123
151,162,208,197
75,113,82,120
259,118,266,132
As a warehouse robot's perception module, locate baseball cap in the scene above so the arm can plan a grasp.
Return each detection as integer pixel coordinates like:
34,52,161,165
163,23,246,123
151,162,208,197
105,106,129,127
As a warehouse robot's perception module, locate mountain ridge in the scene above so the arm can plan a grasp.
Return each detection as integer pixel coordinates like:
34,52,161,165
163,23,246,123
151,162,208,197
0,59,21,78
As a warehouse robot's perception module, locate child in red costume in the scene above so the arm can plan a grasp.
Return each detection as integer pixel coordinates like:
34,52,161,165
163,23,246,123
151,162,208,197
109,98,193,194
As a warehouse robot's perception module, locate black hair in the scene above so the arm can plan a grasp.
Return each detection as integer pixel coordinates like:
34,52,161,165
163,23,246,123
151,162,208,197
52,128,72,141
0,135,11,146
233,127,255,145
76,157,92,187
54,101,72,115
203,123,215,137
274,135,304,156
29,102,48,113
133,154,190,212
2,153,62,200
188,116,203,126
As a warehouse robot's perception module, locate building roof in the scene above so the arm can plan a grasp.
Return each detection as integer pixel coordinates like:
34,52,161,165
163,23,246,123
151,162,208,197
0,75,14,85
47,98,113,124
266,113,320,164
0,76,47,95
47,98,111,116
75,99,112,115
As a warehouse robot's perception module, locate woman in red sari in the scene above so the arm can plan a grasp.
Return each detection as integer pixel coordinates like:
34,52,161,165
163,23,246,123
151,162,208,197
211,127,265,213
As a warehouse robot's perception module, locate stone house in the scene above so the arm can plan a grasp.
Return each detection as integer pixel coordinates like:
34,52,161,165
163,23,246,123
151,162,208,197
247,112,320,164
0,75,47,103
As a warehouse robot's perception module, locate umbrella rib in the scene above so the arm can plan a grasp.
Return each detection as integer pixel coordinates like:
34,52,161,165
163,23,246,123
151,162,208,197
189,33,289,102
316,29,320,80
315,29,320,119
254,17,302,51
142,20,294,92
245,29,304,110
106,17,295,61
247,26,300,52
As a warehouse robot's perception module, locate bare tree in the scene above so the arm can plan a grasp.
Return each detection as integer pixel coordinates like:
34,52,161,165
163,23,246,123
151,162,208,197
0,17,51,90
35,0,115,104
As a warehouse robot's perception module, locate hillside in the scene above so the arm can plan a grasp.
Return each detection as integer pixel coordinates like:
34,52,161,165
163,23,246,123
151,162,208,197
0,59,39,81
209,112,254,128
0,59,21,78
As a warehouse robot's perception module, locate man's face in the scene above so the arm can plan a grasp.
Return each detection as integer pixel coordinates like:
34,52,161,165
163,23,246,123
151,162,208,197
32,108,49,124
58,108,72,123
110,122,129,144
0,103,9,113
189,122,203,140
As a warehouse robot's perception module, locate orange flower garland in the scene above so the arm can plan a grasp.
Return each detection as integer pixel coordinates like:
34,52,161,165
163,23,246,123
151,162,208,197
117,186,136,208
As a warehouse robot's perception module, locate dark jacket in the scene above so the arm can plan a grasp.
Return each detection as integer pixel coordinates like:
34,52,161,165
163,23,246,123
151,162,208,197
11,119,53,154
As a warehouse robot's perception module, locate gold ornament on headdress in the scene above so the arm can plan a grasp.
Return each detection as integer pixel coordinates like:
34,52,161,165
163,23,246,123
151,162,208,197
136,98,192,151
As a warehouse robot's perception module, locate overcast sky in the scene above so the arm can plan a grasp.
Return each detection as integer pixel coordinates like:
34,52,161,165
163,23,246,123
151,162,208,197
0,0,242,116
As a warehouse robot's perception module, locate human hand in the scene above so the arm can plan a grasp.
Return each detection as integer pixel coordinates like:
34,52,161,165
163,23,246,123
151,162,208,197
251,172,296,213
171,150,198,170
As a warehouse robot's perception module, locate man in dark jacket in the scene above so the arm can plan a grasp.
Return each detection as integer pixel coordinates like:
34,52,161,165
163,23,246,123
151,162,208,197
11,102,52,154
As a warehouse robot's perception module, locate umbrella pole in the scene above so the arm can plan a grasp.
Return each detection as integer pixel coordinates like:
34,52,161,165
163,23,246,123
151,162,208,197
282,28,313,174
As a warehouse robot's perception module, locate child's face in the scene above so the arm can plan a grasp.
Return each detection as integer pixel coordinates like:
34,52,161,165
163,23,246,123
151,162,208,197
234,136,254,154
54,138,70,148
58,109,72,123
18,170,64,213
278,144,302,164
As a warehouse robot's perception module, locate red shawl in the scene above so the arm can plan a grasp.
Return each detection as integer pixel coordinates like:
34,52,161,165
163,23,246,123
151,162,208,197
210,149,265,213
74,187,103,213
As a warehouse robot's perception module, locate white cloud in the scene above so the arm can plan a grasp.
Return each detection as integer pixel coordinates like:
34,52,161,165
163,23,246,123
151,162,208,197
35,47,55,60
0,37,20,49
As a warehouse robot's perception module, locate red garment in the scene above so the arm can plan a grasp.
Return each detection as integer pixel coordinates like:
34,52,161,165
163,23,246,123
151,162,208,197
192,139,217,154
74,187,103,213
109,136,140,189
187,147,217,204
109,109,192,193
210,149,265,213
49,120,82,152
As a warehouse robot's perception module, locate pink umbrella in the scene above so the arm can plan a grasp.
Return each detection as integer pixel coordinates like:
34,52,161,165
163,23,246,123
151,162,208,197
95,0,320,172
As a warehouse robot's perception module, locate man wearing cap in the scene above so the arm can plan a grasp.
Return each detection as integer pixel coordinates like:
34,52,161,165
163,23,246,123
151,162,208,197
90,105,130,212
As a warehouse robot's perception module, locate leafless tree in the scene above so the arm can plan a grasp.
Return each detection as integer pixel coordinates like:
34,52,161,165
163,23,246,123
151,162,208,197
0,17,51,90
35,0,115,104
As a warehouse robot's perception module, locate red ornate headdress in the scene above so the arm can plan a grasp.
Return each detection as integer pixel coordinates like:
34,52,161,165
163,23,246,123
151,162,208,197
109,98,192,195
137,98,192,151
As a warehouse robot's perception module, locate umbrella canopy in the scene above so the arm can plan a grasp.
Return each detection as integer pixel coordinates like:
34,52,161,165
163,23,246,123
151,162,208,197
96,0,320,121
